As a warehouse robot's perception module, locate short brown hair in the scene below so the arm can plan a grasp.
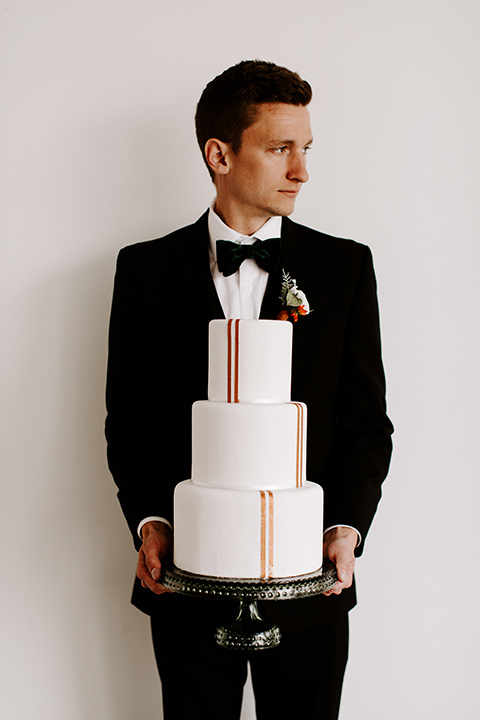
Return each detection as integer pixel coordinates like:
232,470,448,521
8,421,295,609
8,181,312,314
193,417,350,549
195,60,312,180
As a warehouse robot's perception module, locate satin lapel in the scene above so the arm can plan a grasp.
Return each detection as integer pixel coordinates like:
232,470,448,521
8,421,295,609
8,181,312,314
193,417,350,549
187,211,225,322
260,217,299,319
176,212,224,401
259,273,280,319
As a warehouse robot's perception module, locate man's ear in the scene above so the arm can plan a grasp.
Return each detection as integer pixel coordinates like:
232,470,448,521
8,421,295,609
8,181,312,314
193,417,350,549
204,138,231,177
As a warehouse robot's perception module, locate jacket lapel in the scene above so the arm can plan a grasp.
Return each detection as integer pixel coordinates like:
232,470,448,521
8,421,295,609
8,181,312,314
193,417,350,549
260,217,300,319
186,211,225,322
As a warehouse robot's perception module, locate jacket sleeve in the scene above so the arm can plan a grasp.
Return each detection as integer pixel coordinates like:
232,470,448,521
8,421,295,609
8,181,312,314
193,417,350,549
105,248,180,550
322,246,393,556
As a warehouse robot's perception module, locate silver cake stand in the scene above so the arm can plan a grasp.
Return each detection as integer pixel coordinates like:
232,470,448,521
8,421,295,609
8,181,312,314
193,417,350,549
162,563,337,651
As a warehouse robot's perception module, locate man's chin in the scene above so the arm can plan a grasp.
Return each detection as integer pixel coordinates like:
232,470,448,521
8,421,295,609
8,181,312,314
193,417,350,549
267,200,297,218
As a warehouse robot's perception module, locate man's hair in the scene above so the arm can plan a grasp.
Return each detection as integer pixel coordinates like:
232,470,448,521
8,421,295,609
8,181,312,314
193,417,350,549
195,60,312,180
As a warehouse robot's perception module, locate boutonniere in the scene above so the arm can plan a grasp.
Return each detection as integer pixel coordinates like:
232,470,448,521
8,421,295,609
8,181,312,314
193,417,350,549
277,269,312,322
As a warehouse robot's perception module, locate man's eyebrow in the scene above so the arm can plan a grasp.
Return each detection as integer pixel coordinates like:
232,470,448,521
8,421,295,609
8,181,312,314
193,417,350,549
269,138,314,146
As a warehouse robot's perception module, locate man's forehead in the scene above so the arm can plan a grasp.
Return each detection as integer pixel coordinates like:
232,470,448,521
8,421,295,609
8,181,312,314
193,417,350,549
254,101,310,119
248,103,312,140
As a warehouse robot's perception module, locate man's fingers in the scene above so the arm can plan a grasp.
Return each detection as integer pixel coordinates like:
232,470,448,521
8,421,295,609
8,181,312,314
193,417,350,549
323,567,353,597
336,557,354,585
145,549,162,581
137,556,170,594
329,555,354,590
137,536,173,595
322,528,357,597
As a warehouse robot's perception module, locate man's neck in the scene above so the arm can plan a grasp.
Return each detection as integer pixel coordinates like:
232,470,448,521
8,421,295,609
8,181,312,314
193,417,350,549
213,199,271,236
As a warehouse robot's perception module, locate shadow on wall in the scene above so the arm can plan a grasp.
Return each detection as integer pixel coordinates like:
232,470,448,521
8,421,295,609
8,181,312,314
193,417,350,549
26,256,166,718
44,109,199,716
70,255,166,718
10,106,210,717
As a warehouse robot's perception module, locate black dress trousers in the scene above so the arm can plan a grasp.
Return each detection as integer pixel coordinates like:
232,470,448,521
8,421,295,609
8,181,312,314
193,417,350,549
150,594,348,720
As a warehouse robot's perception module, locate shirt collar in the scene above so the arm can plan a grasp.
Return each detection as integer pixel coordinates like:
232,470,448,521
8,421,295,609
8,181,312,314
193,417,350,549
208,201,282,262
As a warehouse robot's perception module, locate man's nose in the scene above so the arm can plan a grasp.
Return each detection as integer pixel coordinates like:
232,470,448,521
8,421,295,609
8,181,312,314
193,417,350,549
287,152,309,183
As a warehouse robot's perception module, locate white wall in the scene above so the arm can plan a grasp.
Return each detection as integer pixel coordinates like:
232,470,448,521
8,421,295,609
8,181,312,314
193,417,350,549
2,1,479,718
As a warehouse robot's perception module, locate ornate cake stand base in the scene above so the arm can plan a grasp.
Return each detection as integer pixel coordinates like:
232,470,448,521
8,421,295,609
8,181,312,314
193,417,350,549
162,564,337,650
215,599,282,650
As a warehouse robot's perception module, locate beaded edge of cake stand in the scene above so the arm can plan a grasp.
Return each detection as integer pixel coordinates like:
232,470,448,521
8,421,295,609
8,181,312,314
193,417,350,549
162,565,337,601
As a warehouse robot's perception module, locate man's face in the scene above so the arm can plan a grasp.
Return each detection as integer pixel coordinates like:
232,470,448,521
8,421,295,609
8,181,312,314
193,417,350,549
220,103,312,229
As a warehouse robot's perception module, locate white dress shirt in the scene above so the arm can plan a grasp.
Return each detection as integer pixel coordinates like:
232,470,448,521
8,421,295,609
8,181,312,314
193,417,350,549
208,204,282,319
138,204,360,546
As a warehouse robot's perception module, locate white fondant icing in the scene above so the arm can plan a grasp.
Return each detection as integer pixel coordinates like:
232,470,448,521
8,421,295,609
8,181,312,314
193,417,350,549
173,319,324,580
191,401,307,489
174,480,323,579
208,319,292,403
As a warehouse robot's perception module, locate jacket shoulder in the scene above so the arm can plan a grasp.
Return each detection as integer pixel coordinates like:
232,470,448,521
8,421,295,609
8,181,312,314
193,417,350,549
117,211,208,265
283,217,369,257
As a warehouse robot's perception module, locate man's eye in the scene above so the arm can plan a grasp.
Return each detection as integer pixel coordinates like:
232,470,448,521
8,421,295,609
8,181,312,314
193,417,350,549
273,146,288,154
303,146,312,154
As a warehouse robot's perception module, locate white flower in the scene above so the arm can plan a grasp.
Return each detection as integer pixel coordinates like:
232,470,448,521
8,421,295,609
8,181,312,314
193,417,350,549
278,270,312,322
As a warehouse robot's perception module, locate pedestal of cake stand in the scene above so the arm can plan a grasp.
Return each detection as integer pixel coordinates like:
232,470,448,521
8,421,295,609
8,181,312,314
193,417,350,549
162,564,337,650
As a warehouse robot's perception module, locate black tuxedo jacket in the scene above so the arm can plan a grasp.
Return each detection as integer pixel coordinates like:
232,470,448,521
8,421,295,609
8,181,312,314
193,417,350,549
105,211,393,628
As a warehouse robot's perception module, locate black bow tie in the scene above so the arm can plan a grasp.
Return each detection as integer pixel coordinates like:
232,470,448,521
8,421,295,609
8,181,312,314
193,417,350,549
216,237,281,277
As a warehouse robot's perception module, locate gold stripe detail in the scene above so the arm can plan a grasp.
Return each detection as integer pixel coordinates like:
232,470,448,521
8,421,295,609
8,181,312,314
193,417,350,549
234,319,240,403
260,490,266,578
292,403,304,487
298,403,304,487
267,490,274,578
227,319,233,403
227,319,241,403
259,490,275,579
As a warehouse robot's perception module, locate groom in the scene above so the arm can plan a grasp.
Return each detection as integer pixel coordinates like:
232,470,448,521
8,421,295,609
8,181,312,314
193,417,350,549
106,60,393,719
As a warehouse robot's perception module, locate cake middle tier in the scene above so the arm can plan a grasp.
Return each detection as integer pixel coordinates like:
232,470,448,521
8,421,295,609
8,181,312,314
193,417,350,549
192,400,307,489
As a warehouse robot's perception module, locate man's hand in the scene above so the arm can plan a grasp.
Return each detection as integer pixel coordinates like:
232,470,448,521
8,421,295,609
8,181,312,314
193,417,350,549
137,521,173,595
322,526,357,597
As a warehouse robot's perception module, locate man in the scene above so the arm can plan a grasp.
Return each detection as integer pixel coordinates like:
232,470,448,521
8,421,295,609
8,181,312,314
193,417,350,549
106,60,393,719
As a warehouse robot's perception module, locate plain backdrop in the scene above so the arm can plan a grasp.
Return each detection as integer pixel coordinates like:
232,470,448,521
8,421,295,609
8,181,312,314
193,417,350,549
1,1,479,718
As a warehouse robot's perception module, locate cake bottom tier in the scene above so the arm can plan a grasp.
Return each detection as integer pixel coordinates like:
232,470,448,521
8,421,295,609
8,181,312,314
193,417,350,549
173,480,323,579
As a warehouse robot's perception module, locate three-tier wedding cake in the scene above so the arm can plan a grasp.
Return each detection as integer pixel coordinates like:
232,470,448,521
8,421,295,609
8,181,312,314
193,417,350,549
173,318,323,579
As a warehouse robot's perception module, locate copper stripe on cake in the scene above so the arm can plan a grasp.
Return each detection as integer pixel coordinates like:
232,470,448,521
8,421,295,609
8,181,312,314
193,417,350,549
227,319,233,402
260,490,267,578
234,319,240,402
291,402,305,487
267,490,274,578
259,490,275,579
226,319,240,403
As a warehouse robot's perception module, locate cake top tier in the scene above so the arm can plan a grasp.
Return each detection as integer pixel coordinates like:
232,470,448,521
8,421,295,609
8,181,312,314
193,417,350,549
208,319,292,404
